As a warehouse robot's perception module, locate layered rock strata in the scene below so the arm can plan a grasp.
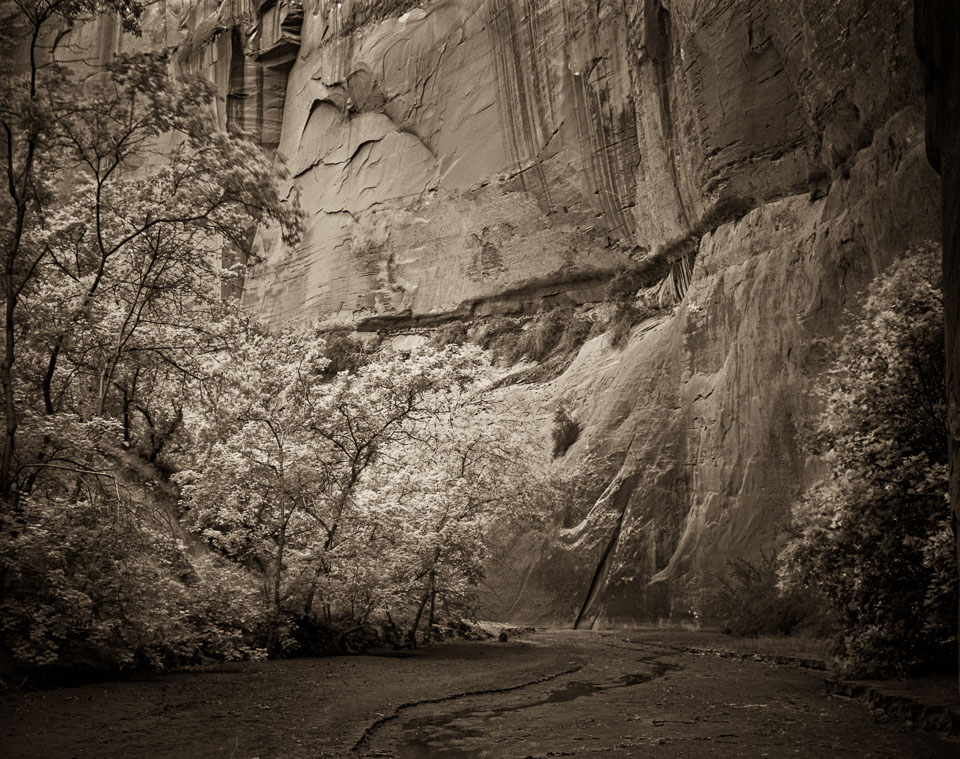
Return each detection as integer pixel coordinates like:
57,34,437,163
221,0,932,330
135,0,942,624
487,111,940,624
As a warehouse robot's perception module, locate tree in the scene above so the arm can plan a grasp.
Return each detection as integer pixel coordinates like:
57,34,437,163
352,384,551,643
1,3,302,506
177,333,494,652
0,3,302,673
780,246,958,676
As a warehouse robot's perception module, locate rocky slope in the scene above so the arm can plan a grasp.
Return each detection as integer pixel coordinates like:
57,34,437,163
141,0,941,624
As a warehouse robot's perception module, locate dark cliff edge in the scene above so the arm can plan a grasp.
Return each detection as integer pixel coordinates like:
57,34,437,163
914,0,960,676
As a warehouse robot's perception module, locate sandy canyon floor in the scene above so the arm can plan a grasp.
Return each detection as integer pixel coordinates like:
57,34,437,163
2,630,957,758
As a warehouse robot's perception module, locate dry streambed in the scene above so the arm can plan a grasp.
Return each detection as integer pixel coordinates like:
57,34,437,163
1,631,956,758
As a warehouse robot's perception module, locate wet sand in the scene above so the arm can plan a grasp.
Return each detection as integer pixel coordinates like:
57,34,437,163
2,630,956,758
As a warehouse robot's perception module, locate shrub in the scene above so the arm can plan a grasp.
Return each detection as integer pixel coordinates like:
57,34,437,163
513,307,570,361
555,312,593,355
475,317,523,363
602,266,669,348
604,267,646,302
0,493,264,678
551,406,580,458
693,195,755,235
606,300,667,348
703,555,827,638
476,307,592,365
319,328,372,375
515,306,593,361
428,322,469,349
607,303,639,347
779,246,957,677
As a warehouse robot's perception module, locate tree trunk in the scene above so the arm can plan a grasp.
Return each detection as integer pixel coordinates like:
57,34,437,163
266,517,286,654
0,24,41,506
426,570,437,645
408,591,430,647
302,564,326,617
0,282,16,503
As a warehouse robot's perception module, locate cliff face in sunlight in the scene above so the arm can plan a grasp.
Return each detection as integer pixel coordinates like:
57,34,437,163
142,0,939,624
241,0,641,323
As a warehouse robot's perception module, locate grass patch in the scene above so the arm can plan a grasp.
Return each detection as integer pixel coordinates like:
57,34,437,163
474,317,524,364
427,322,469,349
604,299,669,348
510,306,591,363
694,194,756,236
607,303,638,347
604,267,647,301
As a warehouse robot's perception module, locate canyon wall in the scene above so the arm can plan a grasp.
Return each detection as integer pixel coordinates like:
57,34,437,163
914,0,960,674
167,0,941,624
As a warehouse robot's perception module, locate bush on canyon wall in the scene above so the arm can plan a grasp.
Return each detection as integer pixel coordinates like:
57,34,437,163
512,306,591,362
475,317,524,363
428,321,469,349
551,406,580,458
780,246,957,677
603,269,669,348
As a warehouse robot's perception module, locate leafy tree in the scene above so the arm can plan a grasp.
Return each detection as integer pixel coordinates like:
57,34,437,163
0,1,550,674
0,2,301,674
353,384,551,643
1,3,301,505
703,554,827,638
177,334,500,652
780,246,958,676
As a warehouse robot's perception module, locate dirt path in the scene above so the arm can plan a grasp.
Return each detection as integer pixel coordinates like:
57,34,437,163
2,630,956,758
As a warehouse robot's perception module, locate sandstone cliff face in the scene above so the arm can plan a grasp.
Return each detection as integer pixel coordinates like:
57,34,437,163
170,0,941,624
217,0,931,328
236,0,643,324
489,112,940,625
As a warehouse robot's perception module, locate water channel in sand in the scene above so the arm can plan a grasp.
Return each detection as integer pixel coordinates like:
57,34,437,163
3,630,957,758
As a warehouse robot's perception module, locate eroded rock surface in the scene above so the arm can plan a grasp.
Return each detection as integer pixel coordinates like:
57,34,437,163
208,0,931,328
158,0,942,624
488,109,940,625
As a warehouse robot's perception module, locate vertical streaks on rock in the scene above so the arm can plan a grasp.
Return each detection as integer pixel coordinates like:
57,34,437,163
487,0,557,212
147,0,945,626
496,107,940,626
573,475,639,630
239,0,656,326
